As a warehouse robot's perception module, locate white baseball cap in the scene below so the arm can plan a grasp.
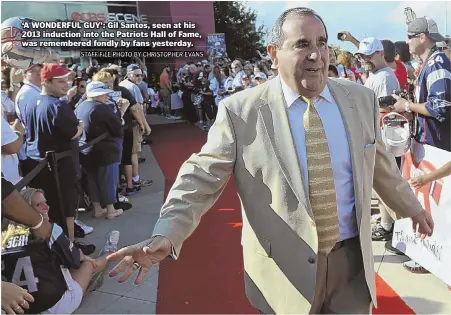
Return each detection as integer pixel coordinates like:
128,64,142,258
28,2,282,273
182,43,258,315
355,37,384,56
86,81,114,98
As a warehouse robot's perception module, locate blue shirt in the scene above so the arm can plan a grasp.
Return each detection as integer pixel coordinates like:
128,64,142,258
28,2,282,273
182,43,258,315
25,95,79,161
281,79,357,241
414,50,451,151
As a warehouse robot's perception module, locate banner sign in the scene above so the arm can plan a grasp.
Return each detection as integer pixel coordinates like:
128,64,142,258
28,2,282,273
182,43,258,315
207,33,227,59
392,141,451,286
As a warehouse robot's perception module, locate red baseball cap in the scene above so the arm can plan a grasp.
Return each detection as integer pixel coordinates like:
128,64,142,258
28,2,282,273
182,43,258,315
41,64,70,81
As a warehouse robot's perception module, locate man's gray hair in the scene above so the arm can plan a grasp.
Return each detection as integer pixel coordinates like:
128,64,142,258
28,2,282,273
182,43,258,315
269,7,329,48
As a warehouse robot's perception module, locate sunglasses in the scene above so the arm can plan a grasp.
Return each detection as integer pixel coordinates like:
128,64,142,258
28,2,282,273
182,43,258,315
407,33,422,40
357,53,375,61
79,85,86,88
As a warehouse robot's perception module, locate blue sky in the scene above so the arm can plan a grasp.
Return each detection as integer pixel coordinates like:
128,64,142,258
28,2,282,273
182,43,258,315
245,1,451,52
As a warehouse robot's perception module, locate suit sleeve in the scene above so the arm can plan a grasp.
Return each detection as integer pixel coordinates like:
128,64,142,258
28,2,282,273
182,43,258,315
371,92,424,218
151,101,237,257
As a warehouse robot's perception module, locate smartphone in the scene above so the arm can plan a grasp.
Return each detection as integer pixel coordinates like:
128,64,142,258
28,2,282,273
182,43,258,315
337,32,347,41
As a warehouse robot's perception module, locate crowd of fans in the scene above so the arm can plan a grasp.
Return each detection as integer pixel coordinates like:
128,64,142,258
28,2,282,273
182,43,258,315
1,56,155,313
1,13,451,314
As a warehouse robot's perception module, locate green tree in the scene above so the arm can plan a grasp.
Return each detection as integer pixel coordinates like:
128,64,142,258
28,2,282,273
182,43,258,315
213,1,267,60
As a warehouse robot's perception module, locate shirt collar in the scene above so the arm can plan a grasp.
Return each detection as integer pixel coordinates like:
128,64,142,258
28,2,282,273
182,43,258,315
25,82,41,92
279,76,334,108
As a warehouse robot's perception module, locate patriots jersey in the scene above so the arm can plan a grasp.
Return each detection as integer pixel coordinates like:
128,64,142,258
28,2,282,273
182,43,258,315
414,50,451,151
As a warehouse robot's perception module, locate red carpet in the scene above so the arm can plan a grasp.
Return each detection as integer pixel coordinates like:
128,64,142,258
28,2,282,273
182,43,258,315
150,122,415,314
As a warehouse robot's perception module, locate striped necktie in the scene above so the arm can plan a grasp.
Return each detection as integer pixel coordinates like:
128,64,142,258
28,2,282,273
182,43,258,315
302,96,340,254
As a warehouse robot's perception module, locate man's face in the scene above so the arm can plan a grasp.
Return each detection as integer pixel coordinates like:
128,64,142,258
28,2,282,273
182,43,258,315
231,63,241,74
130,69,143,84
78,80,86,94
407,33,424,55
357,53,377,72
47,77,69,97
269,15,329,98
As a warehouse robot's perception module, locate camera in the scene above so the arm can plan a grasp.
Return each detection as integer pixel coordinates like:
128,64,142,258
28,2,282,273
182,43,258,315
378,90,408,108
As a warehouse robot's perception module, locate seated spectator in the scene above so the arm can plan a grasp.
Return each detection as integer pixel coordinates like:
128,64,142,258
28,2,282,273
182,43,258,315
76,82,125,219
2,187,120,315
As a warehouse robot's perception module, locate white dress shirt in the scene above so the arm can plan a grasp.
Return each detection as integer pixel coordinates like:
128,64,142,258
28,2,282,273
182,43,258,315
280,79,358,241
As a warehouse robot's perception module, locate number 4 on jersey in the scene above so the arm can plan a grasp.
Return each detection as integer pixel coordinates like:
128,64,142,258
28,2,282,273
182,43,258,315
11,257,39,292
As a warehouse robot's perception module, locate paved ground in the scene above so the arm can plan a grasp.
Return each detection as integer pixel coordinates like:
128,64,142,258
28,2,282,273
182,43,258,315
74,142,164,314
74,115,450,314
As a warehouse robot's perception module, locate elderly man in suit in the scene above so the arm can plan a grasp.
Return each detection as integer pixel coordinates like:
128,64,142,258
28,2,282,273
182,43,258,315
107,8,434,314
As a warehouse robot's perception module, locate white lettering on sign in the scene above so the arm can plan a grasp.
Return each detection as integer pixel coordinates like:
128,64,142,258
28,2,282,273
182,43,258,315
72,12,148,24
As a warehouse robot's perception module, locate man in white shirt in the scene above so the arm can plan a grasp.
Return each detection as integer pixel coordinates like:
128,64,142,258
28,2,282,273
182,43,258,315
15,64,43,162
15,65,42,122
355,38,401,246
354,38,400,99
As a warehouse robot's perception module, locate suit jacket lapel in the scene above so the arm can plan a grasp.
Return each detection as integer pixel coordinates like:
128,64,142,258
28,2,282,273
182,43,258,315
327,79,364,226
258,77,312,217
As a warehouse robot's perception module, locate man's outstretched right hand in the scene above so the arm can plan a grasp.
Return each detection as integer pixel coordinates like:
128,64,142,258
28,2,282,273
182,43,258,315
107,236,172,285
